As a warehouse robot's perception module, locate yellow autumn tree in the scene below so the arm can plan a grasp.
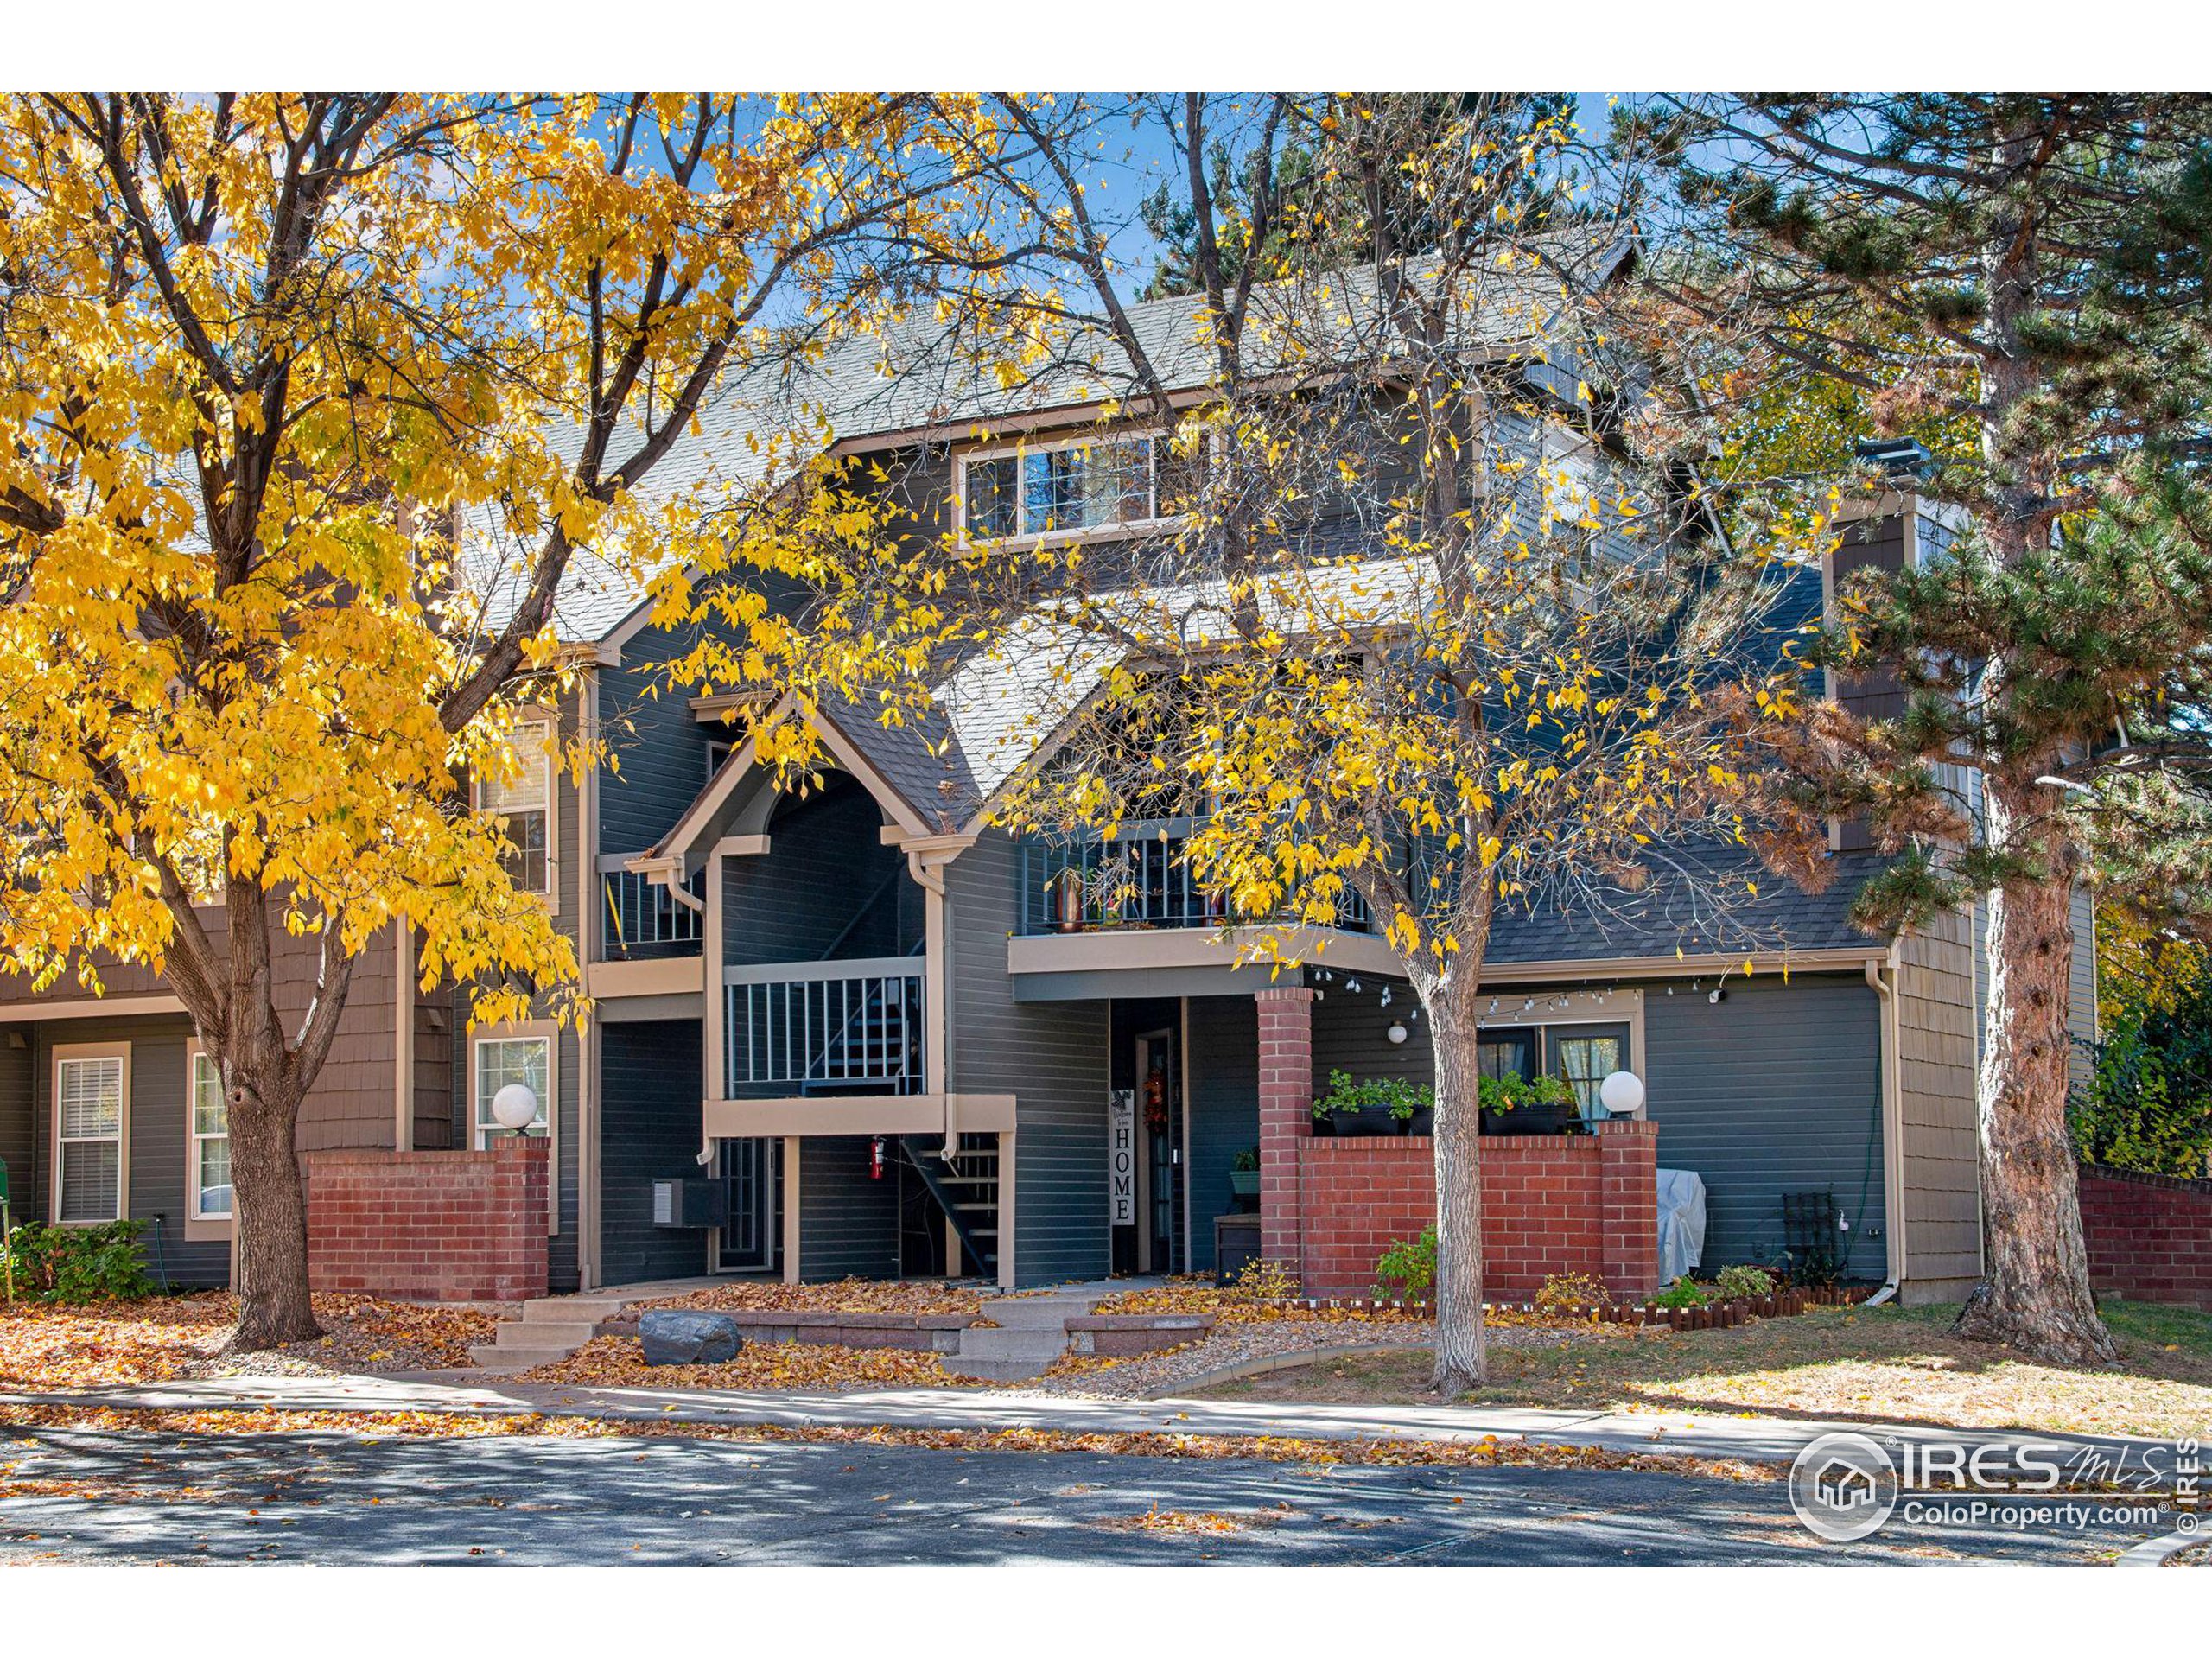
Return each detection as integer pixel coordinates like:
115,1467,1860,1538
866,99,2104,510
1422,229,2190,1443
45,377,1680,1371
0,93,1007,1347
887,94,1830,1392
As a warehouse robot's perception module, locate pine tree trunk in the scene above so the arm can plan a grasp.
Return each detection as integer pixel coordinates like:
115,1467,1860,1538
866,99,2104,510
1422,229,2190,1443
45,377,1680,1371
225,1062,321,1351
1428,1013,1487,1394
1954,791,2114,1365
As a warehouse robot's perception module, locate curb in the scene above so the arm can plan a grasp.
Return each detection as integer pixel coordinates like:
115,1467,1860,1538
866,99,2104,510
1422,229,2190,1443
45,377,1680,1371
2114,1527,2203,1567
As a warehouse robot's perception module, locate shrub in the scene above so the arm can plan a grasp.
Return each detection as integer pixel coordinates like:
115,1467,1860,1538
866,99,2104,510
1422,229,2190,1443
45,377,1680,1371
1715,1264,1777,1300
3,1219,155,1304
1653,1275,1712,1308
1371,1226,1436,1302
1313,1069,1434,1123
1536,1272,1614,1313
1224,1257,1300,1304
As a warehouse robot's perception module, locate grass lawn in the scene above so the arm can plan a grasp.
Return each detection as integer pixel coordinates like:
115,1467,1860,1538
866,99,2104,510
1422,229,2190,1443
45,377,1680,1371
1192,1299,2212,1441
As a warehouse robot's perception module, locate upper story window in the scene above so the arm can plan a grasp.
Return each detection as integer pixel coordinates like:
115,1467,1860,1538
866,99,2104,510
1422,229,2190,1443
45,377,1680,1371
959,432,1200,544
476,717,553,895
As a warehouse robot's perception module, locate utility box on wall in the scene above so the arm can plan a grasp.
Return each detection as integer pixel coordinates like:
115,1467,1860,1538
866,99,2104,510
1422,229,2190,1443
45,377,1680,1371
652,1179,728,1230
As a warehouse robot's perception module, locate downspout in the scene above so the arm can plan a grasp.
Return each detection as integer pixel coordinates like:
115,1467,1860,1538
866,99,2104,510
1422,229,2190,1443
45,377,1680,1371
1863,949,1907,1305
907,848,954,1155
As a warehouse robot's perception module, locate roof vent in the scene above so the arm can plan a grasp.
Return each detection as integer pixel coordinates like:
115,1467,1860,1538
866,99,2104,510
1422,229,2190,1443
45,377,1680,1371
1853,436,1933,480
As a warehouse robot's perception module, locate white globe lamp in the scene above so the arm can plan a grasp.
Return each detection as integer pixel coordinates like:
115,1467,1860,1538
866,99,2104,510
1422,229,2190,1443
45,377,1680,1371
491,1081,540,1136
1598,1070,1644,1118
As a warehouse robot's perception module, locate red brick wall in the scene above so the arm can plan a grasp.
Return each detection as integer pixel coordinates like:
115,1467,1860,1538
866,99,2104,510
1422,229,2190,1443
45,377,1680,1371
1257,987,1315,1266
2078,1163,2212,1312
1289,1120,1659,1300
306,1141,548,1303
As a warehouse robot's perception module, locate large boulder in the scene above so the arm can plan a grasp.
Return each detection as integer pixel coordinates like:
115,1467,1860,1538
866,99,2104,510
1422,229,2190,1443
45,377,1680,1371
638,1308,743,1367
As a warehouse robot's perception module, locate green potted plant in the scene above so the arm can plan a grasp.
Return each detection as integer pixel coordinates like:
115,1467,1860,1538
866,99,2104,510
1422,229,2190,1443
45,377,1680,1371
1311,1070,1435,1138
1478,1071,1580,1136
1228,1147,1261,1205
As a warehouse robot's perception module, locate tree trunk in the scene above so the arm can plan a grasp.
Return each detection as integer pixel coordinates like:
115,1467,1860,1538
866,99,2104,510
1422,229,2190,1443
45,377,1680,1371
1953,790,2114,1365
225,1062,321,1351
1428,1010,1487,1394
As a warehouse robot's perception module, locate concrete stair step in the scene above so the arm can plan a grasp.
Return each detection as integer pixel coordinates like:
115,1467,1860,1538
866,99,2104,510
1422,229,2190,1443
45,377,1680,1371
939,1355,1057,1382
467,1343,578,1371
496,1319,600,1350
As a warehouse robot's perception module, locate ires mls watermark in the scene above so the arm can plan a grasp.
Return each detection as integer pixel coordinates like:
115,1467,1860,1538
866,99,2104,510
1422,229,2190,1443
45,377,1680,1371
1788,1430,2202,1544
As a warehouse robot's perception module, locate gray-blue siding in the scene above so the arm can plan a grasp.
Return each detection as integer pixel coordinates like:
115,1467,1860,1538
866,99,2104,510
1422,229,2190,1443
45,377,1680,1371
597,1020,710,1287
1643,974,1888,1281
20,1015,230,1288
1185,995,1258,1274
799,1137,900,1281
945,831,1110,1285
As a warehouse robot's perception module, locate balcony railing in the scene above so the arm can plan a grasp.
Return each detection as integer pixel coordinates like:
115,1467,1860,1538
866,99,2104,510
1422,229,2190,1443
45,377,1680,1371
1018,824,1371,938
723,958,924,1097
601,862,706,957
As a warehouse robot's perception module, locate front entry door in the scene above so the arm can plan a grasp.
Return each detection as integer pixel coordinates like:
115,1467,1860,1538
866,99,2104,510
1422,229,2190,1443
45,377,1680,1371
717,1137,781,1274
1135,1028,1182,1274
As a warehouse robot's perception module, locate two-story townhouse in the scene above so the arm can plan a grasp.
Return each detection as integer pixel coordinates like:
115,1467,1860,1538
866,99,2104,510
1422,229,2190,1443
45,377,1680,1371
0,275,2096,1308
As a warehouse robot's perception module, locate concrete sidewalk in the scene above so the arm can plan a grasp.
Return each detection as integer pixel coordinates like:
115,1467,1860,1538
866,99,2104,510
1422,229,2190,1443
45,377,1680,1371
0,1370,2175,1466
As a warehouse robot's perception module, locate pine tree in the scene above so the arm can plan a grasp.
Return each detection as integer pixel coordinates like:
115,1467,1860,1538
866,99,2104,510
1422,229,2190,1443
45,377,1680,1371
1647,95,2212,1363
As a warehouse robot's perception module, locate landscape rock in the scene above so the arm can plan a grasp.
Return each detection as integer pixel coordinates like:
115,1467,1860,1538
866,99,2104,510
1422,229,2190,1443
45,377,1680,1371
638,1308,742,1367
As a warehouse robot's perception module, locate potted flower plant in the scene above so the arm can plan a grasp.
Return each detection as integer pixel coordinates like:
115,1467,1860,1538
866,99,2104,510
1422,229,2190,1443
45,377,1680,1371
1478,1071,1581,1136
1228,1147,1261,1205
1311,1070,1435,1138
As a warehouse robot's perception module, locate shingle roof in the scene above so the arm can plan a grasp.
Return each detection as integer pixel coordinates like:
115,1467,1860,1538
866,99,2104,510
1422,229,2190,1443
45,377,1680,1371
1484,845,1890,966
460,235,1633,645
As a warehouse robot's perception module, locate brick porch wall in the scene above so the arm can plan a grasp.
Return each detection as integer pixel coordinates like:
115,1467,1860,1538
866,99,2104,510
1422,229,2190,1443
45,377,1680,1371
305,1141,549,1303
2078,1162,2212,1312
1284,1120,1659,1300
1256,986,1315,1267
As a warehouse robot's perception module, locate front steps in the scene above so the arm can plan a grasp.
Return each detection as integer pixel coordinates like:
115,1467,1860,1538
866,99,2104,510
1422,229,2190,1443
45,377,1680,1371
467,1281,714,1373
942,1282,1117,1382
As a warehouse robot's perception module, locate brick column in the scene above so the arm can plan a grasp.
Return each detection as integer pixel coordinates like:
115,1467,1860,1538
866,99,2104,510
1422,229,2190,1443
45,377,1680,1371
1596,1116,1659,1300
1256,986,1315,1280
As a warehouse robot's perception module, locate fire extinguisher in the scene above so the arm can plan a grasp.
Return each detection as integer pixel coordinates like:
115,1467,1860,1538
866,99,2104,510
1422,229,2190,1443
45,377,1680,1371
870,1137,886,1180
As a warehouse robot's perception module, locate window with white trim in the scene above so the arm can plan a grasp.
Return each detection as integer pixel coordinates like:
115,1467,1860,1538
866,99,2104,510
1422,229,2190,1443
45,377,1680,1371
188,1052,232,1220
55,1051,125,1223
474,1034,550,1147
959,432,1202,543
1549,1027,1629,1120
477,718,553,894
705,736,734,782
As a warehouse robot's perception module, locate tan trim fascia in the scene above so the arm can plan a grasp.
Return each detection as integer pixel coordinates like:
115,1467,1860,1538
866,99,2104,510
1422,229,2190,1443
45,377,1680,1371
1478,947,1886,984
706,1092,1017,1140
1006,925,1407,982
995,1125,1017,1289
1865,948,1909,1289
587,955,706,1000
714,836,771,859
782,1135,803,1285
803,706,934,837
688,690,776,723
577,662,601,1289
0,994,185,1023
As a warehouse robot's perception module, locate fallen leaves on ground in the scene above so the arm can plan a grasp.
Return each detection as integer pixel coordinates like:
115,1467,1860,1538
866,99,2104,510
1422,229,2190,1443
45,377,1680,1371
0,1402,1780,1483
632,1278,987,1319
518,1334,971,1392
1094,1274,1585,1332
1198,1301,2212,1442
0,1294,497,1390
1096,1505,1283,1534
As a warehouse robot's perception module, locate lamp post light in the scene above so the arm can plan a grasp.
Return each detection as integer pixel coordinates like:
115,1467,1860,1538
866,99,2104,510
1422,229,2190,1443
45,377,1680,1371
1598,1070,1645,1119
490,1082,540,1141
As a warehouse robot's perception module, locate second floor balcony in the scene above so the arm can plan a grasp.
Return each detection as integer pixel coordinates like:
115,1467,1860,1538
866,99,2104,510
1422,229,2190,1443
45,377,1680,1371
601,861,707,958
1017,822,1372,938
